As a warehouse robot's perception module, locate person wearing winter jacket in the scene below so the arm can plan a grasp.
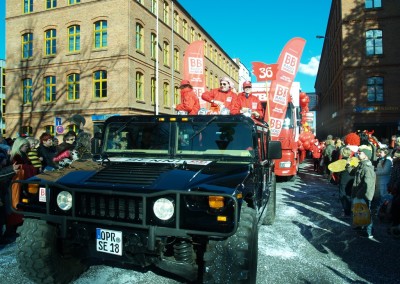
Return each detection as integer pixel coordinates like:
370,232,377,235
351,145,376,238
174,80,200,115
201,76,237,113
311,139,323,172
230,81,263,119
375,148,393,205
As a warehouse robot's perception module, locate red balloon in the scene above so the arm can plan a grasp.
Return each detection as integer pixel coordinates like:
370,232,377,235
303,141,310,150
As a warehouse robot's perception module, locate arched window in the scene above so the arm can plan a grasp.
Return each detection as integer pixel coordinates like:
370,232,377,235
21,32,33,59
67,73,80,101
44,29,57,56
68,25,80,52
94,20,108,49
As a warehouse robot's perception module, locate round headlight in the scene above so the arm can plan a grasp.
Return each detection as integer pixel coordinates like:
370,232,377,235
57,191,73,211
153,198,174,221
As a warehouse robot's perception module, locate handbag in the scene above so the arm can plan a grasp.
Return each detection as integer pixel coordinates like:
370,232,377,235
352,198,371,227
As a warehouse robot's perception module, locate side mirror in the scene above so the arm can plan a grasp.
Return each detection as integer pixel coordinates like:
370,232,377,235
267,141,282,159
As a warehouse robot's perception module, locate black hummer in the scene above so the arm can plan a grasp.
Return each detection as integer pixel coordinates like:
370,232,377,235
10,114,281,283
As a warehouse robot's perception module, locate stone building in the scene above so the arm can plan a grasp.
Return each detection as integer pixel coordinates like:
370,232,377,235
5,0,239,137
315,0,400,140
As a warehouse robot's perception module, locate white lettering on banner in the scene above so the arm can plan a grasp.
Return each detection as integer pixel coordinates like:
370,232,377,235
273,85,289,106
258,67,274,79
258,93,268,101
270,117,283,137
188,57,204,74
282,52,298,75
280,75,292,83
272,107,284,114
107,157,212,165
193,87,205,98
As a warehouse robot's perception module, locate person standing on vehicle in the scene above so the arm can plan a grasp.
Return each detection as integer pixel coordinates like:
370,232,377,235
174,80,200,115
201,76,237,113
351,145,376,238
230,81,263,119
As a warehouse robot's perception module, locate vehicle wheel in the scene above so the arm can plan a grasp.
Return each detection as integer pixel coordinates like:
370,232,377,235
202,206,258,284
263,172,276,225
16,219,87,284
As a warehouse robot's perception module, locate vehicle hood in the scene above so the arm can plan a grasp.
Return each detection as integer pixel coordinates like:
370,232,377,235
32,158,253,194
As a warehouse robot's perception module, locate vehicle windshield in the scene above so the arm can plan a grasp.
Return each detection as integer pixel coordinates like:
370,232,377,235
103,120,254,158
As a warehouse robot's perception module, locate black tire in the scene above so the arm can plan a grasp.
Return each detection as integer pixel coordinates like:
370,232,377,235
203,206,258,284
263,173,276,225
16,219,87,284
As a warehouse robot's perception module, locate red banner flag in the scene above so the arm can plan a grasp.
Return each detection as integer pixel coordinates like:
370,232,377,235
264,38,306,137
252,62,278,81
183,40,207,108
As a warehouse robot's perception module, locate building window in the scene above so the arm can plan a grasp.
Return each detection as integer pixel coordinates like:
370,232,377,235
163,82,169,106
22,78,32,104
68,124,78,133
68,0,81,5
163,1,169,25
21,126,33,136
163,41,169,66
23,0,33,13
68,25,80,52
209,46,213,61
366,29,383,56
190,27,195,43
173,48,180,71
45,125,55,136
44,29,57,56
174,86,179,105
135,23,144,52
365,0,381,9
94,20,108,49
44,76,56,102
46,0,57,9
22,33,33,59
204,40,208,57
151,33,157,59
367,76,383,102
93,70,107,98
182,20,188,40
173,11,179,32
67,73,80,101
136,72,144,100
151,77,156,103
151,0,157,14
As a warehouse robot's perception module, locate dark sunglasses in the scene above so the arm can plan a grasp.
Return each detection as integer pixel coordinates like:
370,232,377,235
220,83,228,86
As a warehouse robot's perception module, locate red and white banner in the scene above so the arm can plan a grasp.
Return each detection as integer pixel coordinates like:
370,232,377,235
183,40,207,108
262,37,306,137
252,62,278,81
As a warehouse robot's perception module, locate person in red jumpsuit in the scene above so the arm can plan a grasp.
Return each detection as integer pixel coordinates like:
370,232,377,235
174,80,200,115
201,76,237,113
230,81,264,119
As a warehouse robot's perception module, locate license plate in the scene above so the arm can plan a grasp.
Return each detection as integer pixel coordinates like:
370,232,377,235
96,228,123,256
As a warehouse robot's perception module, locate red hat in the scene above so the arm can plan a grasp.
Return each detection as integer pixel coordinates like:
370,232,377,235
180,79,191,86
243,81,252,88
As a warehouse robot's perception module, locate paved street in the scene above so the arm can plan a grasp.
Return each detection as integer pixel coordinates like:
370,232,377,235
1,159,400,283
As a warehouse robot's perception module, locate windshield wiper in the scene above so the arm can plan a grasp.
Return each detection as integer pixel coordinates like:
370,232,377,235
189,116,217,140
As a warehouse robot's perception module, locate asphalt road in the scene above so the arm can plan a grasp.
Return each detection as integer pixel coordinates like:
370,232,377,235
1,159,400,283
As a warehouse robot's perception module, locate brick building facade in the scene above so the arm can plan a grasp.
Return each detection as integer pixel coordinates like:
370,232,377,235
315,0,400,140
5,0,239,137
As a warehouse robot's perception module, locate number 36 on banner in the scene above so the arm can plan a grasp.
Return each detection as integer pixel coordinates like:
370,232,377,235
252,62,278,81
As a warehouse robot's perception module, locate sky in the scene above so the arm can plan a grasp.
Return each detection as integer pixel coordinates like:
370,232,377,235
178,0,332,93
0,0,332,92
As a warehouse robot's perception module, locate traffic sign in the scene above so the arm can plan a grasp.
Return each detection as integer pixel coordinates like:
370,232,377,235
56,125,64,134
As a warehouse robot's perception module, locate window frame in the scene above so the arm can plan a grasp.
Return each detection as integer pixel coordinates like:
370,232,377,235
44,29,57,56
135,72,144,100
68,25,81,53
94,20,108,49
365,29,383,56
135,23,144,52
44,75,56,103
22,32,33,59
93,70,107,99
67,73,80,101
367,76,384,103
22,78,33,104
